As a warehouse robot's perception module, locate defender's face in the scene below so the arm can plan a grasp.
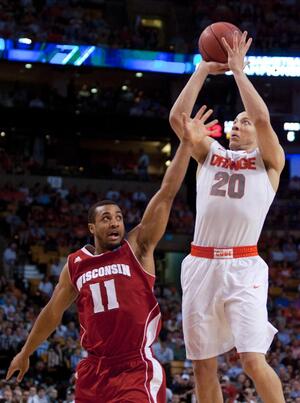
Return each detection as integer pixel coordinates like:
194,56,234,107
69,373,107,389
88,205,125,251
229,112,257,151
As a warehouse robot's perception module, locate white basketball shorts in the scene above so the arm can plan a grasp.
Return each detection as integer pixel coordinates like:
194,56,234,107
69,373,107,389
181,254,277,360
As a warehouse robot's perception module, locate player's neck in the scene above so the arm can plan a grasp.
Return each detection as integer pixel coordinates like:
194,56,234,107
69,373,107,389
243,145,257,153
94,245,109,255
231,143,257,153
94,241,122,255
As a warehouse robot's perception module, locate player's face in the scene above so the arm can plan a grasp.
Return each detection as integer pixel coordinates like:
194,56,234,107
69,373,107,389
88,205,125,251
229,112,257,151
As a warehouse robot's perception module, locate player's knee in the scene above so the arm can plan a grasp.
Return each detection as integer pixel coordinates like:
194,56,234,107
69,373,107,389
240,353,266,379
193,358,218,382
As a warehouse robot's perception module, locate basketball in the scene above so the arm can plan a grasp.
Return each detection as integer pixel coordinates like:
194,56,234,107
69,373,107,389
198,22,242,63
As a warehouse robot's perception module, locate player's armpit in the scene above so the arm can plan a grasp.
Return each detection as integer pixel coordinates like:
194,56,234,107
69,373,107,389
255,119,285,174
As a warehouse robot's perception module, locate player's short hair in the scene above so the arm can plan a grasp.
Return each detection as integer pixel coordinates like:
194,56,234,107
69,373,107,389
87,200,121,223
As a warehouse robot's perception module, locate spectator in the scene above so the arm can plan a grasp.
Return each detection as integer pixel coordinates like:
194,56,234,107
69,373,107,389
153,339,174,385
29,95,45,109
132,187,148,208
137,148,150,181
63,389,75,403
70,347,82,370
105,188,120,201
49,257,63,280
37,276,54,300
2,243,18,278
27,386,39,403
37,387,49,403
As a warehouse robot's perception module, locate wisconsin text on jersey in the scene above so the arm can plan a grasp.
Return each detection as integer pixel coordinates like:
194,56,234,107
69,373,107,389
76,264,131,291
211,154,256,170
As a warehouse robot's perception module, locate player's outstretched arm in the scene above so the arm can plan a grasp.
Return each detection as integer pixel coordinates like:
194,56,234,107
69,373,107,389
222,31,285,182
169,61,227,162
6,264,78,382
129,108,218,253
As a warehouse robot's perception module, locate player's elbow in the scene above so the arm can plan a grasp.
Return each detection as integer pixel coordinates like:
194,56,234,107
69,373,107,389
264,146,285,173
159,184,177,201
169,110,177,124
169,112,182,138
42,303,63,327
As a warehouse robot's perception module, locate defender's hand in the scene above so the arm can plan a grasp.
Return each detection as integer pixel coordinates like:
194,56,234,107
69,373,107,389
222,31,252,74
181,105,218,147
6,352,30,383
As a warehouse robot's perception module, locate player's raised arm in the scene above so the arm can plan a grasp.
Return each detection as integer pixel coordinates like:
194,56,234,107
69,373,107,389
222,31,285,183
6,264,78,383
169,61,227,162
129,108,218,253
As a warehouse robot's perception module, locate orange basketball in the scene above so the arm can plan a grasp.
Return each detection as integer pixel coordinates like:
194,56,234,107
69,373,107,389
198,22,242,63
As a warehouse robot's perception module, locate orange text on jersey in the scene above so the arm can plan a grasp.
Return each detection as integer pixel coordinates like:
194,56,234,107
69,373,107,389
210,154,256,171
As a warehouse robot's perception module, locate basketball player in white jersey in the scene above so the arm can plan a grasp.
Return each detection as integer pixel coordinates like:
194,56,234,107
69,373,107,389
169,31,285,403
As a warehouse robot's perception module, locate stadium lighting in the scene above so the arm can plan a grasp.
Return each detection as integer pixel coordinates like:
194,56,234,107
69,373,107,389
224,120,233,135
287,131,295,142
74,46,95,66
161,143,171,154
18,38,32,45
25,63,32,69
141,18,163,29
209,123,222,138
135,72,143,78
121,85,128,91
1,36,300,77
91,88,98,94
284,122,300,131
0,131,6,137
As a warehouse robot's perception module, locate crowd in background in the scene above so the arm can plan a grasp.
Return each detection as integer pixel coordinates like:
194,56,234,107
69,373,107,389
0,177,299,401
0,0,299,401
0,0,299,53
0,40,298,401
190,0,300,54
0,81,169,120
0,144,165,181
0,180,194,277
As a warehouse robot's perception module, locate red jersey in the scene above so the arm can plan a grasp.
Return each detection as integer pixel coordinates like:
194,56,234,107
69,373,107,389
68,240,162,359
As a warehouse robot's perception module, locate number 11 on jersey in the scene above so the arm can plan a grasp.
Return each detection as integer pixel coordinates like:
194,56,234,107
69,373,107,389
89,279,120,313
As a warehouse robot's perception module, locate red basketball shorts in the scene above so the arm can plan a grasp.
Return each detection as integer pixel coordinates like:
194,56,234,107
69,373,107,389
75,350,166,402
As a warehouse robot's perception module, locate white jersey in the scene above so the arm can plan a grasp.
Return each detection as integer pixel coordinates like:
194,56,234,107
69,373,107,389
193,140,275,247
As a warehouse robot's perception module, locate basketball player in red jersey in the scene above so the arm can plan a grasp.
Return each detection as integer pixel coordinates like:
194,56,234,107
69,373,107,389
169,32,285,403
6,109,218,402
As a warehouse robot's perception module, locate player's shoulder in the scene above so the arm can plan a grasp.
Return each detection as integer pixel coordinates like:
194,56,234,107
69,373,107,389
68,245,93,266
217,142,227,151
202,140,225,160
209,139,223,152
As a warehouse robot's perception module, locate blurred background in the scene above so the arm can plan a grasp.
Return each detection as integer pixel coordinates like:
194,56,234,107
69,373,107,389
0,0,300,402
